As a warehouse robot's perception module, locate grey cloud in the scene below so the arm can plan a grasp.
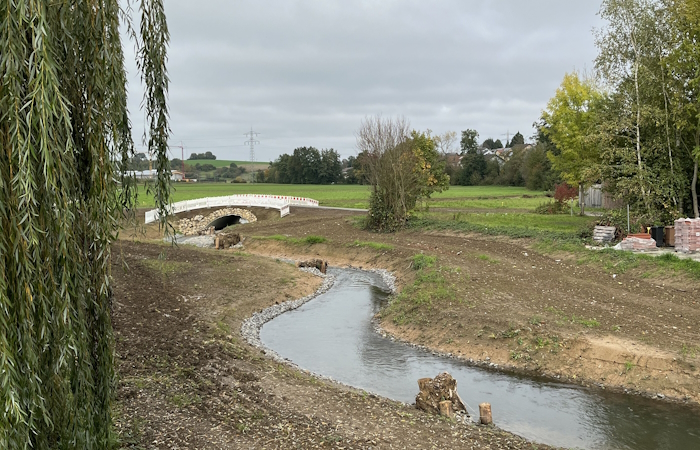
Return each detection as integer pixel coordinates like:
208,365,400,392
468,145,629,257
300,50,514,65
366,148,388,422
124,0,603,161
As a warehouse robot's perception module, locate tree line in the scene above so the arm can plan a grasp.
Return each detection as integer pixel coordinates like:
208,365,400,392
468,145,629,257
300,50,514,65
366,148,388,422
440,130,556,190
540,0,700,222
257,147,343,184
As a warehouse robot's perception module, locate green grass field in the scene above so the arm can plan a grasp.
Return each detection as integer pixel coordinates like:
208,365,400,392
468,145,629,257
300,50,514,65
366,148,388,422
136,183,546,209
411,211,596,241
136,183,371,208
136,182,593,240
184,159,268,169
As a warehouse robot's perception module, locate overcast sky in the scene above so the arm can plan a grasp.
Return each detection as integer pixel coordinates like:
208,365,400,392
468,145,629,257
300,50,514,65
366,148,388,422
123,1,603,162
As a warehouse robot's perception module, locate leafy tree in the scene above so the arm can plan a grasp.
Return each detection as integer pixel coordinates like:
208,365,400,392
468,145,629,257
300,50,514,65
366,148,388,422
482,138,504,149
356,117,448,231
264,147,342,184
459,152,487,185
188,151,216,160
541,72,603,214
319,149,342,184
129,152,151,171
195,163,217,172
595,0,694,222
457,129,486,185
669,0,700,217
460,129,479,154
509,131,525,147
523,144,557,190
171,158,184,170
0,0,170,447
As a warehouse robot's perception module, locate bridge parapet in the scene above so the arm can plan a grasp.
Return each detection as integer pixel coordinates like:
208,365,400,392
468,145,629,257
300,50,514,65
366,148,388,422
144,194,318,224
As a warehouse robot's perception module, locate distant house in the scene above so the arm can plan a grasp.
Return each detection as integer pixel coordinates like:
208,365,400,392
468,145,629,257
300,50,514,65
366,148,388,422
127,169,185,181
493,148,513,163
443,153,462,166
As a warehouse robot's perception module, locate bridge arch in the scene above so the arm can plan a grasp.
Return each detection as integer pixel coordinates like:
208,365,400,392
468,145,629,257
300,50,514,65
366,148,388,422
177,207,257,235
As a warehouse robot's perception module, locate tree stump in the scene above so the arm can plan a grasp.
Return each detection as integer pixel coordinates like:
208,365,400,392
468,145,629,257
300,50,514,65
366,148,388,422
438,401,454,418
415,372,466,416
479,402,492,425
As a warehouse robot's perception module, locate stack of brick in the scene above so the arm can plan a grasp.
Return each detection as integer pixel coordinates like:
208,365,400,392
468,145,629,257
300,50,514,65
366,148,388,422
620,233,657,251
675,218,700,253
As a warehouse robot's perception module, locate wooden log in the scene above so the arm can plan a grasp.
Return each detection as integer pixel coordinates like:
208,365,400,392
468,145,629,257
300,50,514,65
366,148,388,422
438,401,453,418
479,403,492,425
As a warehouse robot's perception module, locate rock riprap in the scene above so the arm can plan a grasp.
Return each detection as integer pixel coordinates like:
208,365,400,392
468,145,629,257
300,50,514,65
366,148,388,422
177,208,257,236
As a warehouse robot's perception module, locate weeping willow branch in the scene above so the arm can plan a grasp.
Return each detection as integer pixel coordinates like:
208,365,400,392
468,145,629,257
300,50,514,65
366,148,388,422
0,0,170,447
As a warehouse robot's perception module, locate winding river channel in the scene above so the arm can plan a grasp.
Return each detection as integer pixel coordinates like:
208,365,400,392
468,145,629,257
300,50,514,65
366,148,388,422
260,268,700,449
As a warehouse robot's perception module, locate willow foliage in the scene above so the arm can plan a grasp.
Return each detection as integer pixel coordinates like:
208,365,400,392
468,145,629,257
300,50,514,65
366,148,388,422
0,0,171,447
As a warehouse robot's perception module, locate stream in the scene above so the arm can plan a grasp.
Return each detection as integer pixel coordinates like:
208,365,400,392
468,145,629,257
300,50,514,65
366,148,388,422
259,268,700,449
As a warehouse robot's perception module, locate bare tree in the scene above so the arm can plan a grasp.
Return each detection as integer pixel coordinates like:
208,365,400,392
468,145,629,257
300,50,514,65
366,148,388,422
434,131,458,155
356,116,448,231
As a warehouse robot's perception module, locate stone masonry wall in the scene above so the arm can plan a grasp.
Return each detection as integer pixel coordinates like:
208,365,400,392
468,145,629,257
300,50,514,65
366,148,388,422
177,208,257,236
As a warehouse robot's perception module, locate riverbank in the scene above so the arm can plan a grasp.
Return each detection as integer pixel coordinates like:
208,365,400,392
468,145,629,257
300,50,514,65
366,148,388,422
112,239,554,448
238,207,700,406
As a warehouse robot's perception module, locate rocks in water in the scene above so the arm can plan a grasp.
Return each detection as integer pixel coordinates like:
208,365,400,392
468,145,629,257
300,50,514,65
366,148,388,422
415,372,467,417
296,259,328,274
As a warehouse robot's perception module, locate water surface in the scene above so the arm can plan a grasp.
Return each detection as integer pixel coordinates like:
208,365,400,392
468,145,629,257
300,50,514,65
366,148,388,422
260,268,700,449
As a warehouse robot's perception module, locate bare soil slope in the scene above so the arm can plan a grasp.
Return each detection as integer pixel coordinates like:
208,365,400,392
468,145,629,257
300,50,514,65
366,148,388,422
241,207,700,404
113,239,550,449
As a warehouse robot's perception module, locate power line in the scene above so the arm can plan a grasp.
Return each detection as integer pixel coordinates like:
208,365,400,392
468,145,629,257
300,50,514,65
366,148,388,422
243,127,260,165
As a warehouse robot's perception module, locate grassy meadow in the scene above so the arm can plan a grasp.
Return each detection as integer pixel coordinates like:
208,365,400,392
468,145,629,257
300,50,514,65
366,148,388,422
136,182,595,239
185,159,268,169
137,183,547,209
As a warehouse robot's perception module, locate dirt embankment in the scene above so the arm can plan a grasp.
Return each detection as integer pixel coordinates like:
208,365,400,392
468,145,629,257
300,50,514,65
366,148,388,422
240,207,700,405
113,238,551,449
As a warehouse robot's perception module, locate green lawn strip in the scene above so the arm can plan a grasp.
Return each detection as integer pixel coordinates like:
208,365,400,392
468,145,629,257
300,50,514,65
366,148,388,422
427,199,545,211
429,186,546,199
409,212,596,241
185,159,266,168
350,240,395,251
136,183,372,208
535,240,700,280
136,184,546,209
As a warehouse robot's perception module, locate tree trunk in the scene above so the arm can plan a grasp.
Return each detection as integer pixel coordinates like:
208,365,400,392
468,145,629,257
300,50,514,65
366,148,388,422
634,54,649,214
693,158,699,219
579,184,585,216
660,55,678,211
677,128,684,216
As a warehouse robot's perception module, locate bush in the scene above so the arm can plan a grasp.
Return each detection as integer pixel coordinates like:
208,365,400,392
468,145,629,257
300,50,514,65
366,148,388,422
303,235,327,244
554,183,577,203
535,201,569,215
412,254,436,270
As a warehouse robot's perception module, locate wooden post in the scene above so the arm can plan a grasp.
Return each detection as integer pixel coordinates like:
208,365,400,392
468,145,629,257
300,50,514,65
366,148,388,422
479,403,492,425
438,401,453,418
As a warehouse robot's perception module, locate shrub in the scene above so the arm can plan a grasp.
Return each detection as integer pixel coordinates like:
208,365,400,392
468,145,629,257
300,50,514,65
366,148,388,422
535,201,569,215
554,183,577,203
412,254,436,270
303,235,327,244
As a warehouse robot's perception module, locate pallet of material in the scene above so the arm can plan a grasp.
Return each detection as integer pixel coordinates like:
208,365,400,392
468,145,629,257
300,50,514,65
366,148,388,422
593,226,617,243
675,218,700,253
